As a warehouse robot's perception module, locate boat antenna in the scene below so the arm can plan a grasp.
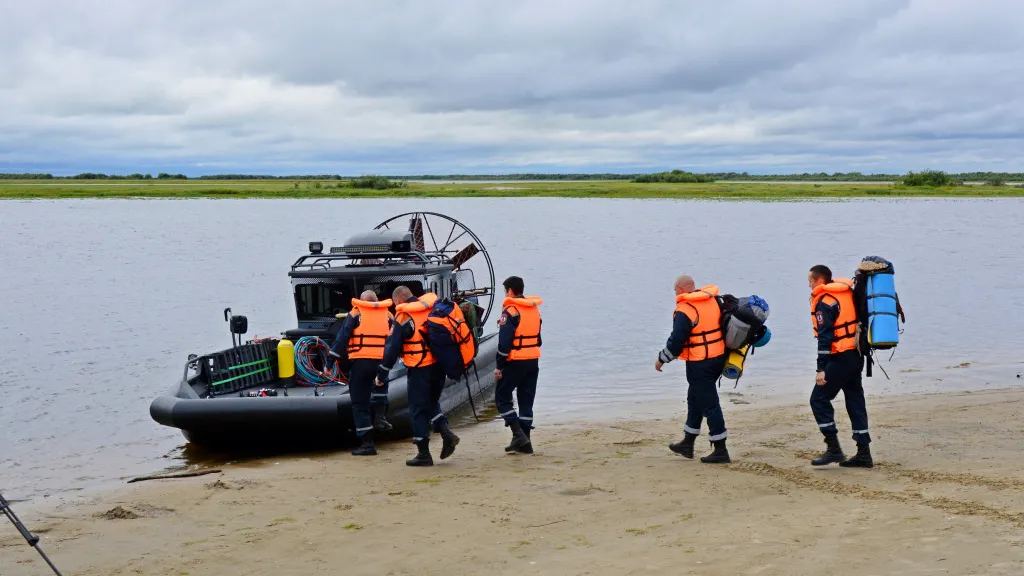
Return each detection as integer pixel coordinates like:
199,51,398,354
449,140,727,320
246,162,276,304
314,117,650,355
1,491,64,575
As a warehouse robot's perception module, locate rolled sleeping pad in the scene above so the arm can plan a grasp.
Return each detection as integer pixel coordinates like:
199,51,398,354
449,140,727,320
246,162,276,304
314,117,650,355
866,272,899,348
753,326,771,348
724,317,754,350
741,295,770,323
722,344,749,380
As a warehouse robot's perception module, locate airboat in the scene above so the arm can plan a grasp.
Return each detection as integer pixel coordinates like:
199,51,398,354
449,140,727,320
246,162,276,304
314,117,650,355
150,212,500,447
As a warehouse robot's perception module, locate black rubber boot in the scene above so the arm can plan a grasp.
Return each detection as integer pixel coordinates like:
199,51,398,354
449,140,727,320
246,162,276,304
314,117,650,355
504,420,532,453
406,440,433,467
839,443,873,468
516,421,534,453
700,439,731,464
811,435,845,466
351,433,377,456
372,405,393,432
438,422,460,460
669,432,698,459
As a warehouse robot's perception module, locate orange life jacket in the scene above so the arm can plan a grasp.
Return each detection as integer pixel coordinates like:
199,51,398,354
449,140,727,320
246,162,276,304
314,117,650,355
810,279,858,354
395,293,438,368
503,296,542,361
674,285,726,362
425,302,477,370
346,298,394,360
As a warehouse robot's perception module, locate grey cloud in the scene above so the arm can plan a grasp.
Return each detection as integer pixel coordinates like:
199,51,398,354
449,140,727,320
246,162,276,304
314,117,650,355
1,0,1022,174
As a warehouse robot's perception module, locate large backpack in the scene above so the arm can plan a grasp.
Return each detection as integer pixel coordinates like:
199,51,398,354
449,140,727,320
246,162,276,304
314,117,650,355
718,294,770,350
424,298,479,380
459,300,484,337
853,256,905,377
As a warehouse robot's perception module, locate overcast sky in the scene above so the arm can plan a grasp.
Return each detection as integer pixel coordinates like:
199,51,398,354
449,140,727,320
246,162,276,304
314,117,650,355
1,0,1021,175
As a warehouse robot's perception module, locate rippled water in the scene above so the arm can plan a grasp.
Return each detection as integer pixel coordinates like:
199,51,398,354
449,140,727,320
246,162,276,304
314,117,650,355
2,198,1023,501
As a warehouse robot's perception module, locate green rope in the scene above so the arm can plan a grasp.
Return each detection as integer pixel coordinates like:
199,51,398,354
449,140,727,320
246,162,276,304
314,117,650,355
227,359,270,371
211,365,273,387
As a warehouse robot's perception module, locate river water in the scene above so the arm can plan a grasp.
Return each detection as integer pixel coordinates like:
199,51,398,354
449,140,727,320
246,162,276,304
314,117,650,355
2,198,1022,502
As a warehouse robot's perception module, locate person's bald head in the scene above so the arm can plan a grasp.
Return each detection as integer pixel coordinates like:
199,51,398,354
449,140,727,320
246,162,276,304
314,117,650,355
359,290,378,302
392,285,414,304
674,274,695,295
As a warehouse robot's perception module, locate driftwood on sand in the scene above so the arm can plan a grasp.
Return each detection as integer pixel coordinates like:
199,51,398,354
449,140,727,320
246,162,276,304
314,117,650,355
127,469,222,484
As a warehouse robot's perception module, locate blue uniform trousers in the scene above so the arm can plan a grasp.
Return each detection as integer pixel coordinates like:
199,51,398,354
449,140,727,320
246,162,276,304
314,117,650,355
496,359,539,431
682,355,729,441
811,350,871,445
408,363,448,443
347,359,379,438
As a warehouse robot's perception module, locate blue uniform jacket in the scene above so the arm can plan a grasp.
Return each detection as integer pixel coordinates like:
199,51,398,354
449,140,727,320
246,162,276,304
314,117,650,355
328,314,360,360
657,310,693,365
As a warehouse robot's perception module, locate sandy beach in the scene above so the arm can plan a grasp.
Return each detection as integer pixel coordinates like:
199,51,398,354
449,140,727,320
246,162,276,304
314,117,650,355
4,387,1024,576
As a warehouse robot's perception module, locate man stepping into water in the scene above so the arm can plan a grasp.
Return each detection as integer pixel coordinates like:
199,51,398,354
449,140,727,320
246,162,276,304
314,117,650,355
329,290,394,456
656,275,731,464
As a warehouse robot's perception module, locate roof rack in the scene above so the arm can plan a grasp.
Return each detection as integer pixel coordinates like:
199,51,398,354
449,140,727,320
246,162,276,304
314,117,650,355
290,250,451,273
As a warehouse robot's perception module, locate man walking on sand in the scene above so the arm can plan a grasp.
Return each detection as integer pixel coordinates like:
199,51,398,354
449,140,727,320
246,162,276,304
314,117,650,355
656,275,730,464
807,265,873,468
494,276,543,454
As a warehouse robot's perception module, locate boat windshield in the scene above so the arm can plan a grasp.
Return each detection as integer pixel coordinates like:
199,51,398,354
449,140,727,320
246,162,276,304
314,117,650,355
356,279,426,302
294,282,356,321
293,278,427,322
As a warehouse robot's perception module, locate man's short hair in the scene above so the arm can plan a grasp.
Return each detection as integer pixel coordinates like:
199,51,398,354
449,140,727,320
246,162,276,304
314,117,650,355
502,276,525,296
392,285,413,302
809,265,833,283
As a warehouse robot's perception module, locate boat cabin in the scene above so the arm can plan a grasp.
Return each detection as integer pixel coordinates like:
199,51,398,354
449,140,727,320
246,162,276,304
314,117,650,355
284,228,482,341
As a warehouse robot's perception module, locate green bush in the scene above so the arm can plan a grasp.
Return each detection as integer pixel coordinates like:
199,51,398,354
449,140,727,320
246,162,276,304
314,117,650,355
901,170,960,187
985,177,1006,187
632,169,715,183
349,175,408,189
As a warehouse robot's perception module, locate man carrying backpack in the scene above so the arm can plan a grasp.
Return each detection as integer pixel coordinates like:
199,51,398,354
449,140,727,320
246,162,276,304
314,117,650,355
807,265,873,468
378,285,460,466
656,274,731,464
494,276,543,454
328,290,394,456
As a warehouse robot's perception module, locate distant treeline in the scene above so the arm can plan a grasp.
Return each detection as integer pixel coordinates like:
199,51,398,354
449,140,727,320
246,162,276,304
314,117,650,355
0,172,189,180
2,171,1023,182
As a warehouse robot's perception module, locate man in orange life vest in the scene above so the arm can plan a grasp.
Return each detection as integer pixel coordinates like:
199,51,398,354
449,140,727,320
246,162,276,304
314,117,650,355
655,275,731,464
494,276,542,454
808,265,873,468
378,285,460,466
328,290,394,456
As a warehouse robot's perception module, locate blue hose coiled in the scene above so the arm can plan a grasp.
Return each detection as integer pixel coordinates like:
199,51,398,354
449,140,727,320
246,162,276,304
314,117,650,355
294,336,346,386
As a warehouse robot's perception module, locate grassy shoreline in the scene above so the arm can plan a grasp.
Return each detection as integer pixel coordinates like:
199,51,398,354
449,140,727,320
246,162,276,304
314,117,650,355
2,179,1022,199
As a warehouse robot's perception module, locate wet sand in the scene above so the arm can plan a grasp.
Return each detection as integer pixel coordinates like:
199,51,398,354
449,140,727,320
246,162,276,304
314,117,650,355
4,388,1024,576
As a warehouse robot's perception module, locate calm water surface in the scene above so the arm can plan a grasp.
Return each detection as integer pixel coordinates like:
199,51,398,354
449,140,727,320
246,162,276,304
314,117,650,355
2,198,1023,501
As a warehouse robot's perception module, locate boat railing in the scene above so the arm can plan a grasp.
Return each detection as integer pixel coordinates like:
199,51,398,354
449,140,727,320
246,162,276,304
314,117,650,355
290,250,451,272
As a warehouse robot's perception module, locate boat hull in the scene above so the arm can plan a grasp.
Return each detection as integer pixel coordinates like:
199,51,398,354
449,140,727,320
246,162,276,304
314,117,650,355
151,334,499,446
